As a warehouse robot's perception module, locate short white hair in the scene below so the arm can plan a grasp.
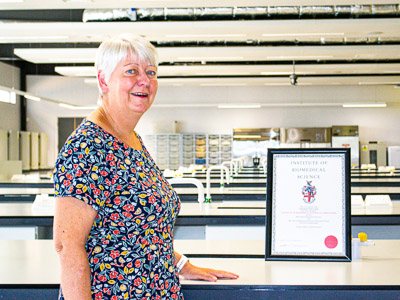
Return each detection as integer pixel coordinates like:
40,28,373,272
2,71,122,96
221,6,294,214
95,33,159,95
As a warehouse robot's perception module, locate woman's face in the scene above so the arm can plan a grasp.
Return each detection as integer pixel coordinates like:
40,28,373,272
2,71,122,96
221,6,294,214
105,52,158,115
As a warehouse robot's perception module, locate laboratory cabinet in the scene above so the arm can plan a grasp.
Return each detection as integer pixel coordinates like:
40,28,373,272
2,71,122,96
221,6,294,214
143,133,232,169
360,141,387,167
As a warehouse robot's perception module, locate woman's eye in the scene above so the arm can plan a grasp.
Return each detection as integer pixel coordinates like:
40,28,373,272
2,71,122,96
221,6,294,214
127,69,138,74
147,70,157,77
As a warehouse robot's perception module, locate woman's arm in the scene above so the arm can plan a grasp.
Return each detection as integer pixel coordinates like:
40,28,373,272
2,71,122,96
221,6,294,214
174,251,239,282
54,197,98,300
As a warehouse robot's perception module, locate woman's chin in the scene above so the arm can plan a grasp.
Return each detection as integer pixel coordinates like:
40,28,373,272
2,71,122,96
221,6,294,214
128,104,150,115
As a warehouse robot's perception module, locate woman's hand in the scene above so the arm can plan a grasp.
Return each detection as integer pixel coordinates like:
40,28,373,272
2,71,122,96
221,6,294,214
179,261,239,282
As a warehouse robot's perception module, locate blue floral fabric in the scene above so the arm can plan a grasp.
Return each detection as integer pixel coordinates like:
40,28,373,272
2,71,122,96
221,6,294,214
53,120,183,300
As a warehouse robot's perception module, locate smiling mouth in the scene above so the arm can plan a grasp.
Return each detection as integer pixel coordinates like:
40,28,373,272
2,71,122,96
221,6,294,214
132,92,149,98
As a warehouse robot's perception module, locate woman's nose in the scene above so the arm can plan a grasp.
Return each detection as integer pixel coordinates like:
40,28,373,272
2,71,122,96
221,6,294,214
137,71,150,86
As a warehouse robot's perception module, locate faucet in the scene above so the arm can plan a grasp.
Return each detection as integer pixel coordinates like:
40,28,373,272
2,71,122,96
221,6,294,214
232,156,246,172
221,161,234,183
230,159,240,175
167,177,205,203
205,165,229,203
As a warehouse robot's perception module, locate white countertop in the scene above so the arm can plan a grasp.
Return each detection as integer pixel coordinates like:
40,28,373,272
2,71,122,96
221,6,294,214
2,186,400,197
0,239,399,287
0,201,399,218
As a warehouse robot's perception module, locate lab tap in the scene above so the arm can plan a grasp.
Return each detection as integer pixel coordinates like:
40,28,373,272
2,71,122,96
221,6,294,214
167,177,205,203
205,165,230,203
230,159,239,175
221,161,234,183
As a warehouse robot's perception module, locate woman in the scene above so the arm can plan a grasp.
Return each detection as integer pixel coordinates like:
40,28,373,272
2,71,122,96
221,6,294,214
53,33,238,299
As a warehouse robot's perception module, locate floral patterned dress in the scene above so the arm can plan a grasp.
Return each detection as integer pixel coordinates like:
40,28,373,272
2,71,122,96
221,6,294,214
53,120,183,300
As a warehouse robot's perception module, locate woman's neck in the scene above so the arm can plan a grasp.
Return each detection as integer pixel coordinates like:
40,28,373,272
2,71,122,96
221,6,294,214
88,101,142,150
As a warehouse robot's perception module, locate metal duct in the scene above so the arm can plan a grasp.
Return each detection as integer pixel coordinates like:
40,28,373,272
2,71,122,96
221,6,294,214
351,5,372,16
234,7,267,19
372,4,398,15
83,5,399,22
268,6,300,16
345,37,368,44
194,7,234,20
82,8,136,22
165,8,195,20
334,6,352,16
321,37,345,44
380,36,400,43
300,6,335,16
136,8,164,21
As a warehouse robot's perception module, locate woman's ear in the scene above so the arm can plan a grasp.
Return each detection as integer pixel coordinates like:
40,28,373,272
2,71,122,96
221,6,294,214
98,71,109,94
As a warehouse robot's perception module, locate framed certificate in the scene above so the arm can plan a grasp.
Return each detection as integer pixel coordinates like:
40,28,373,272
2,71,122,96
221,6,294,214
265,148,351,261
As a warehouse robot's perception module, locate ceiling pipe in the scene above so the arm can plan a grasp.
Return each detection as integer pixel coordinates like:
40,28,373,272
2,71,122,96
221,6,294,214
83,5,399,22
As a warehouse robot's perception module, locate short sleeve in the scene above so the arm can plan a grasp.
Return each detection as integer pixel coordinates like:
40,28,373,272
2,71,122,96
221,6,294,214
53,136,112,212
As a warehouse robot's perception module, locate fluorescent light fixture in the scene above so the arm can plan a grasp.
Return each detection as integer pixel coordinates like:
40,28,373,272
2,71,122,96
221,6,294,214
10,91,16,104
262,33,344,37
263,83,289,86
62,0,92,2
24,94,41,101
359,82,400,85
166,34,246,38
0,36,69,40
195,72,250,76
0,89,11,104
234,135,262,139
218,104,261,109
48,58,93,63
200,83,248,86
0,84,65,105
266,56,334,59
59,103,98,110
260,72,291,75
342,103,387,108
177,57,244,60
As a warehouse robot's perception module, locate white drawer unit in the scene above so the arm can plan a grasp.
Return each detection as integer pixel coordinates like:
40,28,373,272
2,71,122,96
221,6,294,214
20,131,31,171
8,130,19,161
39,132,48,169
30,132,39,170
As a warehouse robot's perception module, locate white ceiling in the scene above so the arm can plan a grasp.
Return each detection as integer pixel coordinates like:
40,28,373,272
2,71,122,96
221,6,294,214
1,1,400,93
2,19,400,43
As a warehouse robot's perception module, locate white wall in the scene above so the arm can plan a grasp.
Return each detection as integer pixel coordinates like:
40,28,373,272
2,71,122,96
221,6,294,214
0,62,20,131
26,75,400,166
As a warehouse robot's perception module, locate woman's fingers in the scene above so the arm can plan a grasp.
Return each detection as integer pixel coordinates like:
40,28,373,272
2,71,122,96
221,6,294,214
209,269,239,279
181,265,238,282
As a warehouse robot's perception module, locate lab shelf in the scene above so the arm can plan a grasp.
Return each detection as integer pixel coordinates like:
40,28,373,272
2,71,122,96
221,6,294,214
143,133,232,169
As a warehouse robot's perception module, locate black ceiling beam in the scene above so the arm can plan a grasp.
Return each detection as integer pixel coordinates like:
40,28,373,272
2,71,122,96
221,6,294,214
0,9,84,22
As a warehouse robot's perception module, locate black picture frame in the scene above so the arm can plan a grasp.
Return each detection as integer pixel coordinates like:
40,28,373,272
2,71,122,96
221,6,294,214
265,148,351,262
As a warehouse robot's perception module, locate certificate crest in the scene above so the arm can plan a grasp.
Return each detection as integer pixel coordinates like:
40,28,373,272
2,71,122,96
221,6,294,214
302,180,317,203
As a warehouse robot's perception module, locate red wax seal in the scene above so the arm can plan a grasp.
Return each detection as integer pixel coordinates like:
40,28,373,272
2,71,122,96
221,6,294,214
324,235,338,249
